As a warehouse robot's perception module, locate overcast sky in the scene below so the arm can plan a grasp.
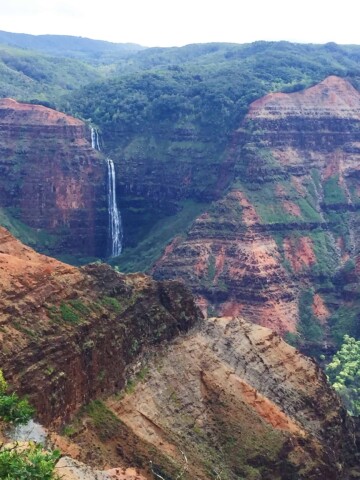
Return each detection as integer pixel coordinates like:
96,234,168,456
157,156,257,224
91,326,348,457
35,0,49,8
0,0,358,47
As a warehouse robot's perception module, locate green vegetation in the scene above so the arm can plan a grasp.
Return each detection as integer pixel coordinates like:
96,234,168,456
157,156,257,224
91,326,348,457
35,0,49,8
46,299,94,324
115,200,207,272
0,208,58,253
0,31,144,63
0,369,60,479
329,304,360,347
323,175,347,205
68,41,360,141
0,443,60,480
100,296,121,313
59,302,80,324
123,366,150,395
85,400,121,441
310,229,338,277
298,289,323,343
68,299,91,316
235,175,321,226
326,335,360,415
0,369,34,425
0,44,102,104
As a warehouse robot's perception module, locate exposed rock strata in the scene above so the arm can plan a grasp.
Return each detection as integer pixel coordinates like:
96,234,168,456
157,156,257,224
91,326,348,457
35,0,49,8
0,98,108,257
0,227,200,424
153,76,360,341
0,227,359,478
69,317,359,479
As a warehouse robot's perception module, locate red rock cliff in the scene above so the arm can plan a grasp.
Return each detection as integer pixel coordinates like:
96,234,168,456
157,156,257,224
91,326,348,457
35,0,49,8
153,76,360,345
0,227,201,424
0,99,108,257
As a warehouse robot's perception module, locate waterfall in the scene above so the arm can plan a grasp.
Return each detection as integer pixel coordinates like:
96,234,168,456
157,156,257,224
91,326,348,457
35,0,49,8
91,126,101,151
90,126,123,257
107,158,123,256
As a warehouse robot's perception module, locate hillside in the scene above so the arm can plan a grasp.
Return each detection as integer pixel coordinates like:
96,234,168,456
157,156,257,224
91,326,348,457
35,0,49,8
66,42,360,260
152,76,360,354
0,44,104,104
0,228,358,479
0,30,145,63
1,39,360,353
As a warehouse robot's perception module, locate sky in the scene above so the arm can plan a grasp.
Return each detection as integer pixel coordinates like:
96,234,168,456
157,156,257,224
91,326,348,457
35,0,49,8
0,0,359,48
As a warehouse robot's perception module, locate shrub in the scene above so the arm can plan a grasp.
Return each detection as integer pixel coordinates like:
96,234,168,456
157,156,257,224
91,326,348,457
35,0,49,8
0,370,7,395
0,369,34,425
0,443,60,480
0,393,34,425
326,335,360,416
0,369,60,479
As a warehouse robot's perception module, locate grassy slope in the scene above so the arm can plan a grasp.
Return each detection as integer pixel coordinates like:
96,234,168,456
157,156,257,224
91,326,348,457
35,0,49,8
115,200,207,272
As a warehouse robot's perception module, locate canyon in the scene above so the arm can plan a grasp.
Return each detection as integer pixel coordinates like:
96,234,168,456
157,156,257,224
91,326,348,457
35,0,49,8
0,227,359,479
152,76,360,352
1,76,360,352
1,50,360,476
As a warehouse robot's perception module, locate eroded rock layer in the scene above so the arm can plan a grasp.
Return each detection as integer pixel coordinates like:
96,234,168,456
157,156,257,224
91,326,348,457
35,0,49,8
68,317,359,479
0,227,200,424
0,227,359,478
153,76,360,346
0,98,108,257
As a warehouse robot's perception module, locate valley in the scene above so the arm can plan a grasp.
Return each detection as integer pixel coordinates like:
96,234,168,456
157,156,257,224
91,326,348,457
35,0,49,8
0,32,360,478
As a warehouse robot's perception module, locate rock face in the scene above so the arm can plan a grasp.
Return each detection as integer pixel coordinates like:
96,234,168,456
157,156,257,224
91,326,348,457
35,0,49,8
0,227,201,424
68,317,359,479
153,76,360,347
55,457,147,480
0,227,359,478
0,98,108,257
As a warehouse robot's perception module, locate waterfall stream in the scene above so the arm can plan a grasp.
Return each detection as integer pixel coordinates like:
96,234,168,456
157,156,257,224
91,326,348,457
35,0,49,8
107,158,123,256
91,127,123,257
91,126,101,151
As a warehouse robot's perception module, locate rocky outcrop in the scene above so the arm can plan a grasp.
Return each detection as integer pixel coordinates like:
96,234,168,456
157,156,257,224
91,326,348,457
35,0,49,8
55,457,147,480
0,227,201,424
67,317,359,479
153,190,299,333
0,227,359,478
153,76,360,345
0,98,108,257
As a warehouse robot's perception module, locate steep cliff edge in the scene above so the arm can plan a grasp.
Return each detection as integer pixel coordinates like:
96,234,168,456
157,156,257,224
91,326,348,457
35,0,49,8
0,227,200,425
0,98,108,258
65,317,359,479
0,227,359,478
153,76,360,350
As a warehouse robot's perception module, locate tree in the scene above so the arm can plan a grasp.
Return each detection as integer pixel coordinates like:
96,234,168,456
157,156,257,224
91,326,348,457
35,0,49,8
326,335,360,416
0,443,60,480
0,369,60,479
0,369,34,425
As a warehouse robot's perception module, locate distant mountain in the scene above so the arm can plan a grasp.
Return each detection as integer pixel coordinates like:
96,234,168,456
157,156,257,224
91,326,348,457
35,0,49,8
0,44,103,103
0,30,146,63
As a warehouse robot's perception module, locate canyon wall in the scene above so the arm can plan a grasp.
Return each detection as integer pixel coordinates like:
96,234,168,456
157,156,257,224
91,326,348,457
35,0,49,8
0,227,200,424
0,227,359,479
153,77,360,349
63,317,359,479
0,98,108,257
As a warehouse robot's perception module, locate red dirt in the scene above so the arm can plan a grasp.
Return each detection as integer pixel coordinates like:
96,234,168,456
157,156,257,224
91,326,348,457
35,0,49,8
0,98,83,125
284,236,317,272
248,76,360,120
282,200,302,217
312,294,330,324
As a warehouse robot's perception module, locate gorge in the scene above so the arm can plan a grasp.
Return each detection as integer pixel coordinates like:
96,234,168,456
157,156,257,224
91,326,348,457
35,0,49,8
0,227,359,479
1,35,360,478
